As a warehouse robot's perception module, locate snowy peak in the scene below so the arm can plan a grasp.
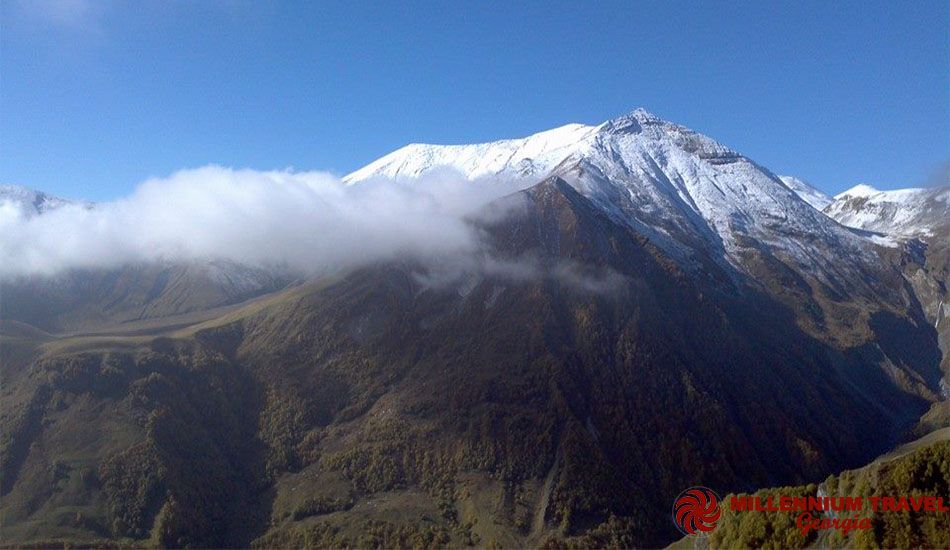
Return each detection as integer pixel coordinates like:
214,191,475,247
824,185,950,239
0,184,79,217
630,107,662,122
834,184,881,200
779,176,833,210
599,107,664,134
345,107,875,285
343,108,738,185
596,108,739,161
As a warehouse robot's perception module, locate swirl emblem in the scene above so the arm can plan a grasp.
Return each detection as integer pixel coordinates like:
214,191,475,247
672,486,721,536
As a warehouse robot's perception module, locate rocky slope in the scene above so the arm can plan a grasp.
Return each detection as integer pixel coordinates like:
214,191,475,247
823,183,950,379
825,184,950,240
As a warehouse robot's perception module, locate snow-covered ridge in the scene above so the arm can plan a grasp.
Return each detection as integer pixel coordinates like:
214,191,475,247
779,176,833,210
345,107,878,286
834,183,882,200
343,122,606,183
343,108,740,185
824,184,950,239
0,184,81,217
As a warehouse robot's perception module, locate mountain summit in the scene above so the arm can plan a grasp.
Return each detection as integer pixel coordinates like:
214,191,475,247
346,109,896,337
345,109,861,261
344,108,710,183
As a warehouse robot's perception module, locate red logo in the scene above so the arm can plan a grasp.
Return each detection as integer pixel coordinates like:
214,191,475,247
673,486,721,536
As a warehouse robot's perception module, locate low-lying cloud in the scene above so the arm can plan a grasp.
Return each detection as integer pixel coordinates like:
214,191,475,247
0,165,526,279
411,254,629,296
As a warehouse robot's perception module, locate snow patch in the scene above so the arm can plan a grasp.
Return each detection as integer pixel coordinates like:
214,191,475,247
834,184,881,199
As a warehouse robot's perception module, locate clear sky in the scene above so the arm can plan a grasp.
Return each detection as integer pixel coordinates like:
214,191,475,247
2,0,947,201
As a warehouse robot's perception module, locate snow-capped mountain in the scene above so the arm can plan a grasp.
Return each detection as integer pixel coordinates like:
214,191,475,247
4,110,945,550
346,109,882,294
778,175,833,210
0,184,82,217
824,184,950,239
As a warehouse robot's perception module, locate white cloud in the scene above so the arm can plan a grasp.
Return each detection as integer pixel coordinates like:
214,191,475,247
0,165,525,279
1,166,627,295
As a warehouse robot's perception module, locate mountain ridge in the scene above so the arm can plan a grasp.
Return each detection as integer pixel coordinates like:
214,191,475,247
778,175,833,210
344,109,917,349
824,184,950,239
0,183,86,217
343,109,869,269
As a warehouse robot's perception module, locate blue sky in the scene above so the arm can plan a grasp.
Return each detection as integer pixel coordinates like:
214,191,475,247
2,0,947,201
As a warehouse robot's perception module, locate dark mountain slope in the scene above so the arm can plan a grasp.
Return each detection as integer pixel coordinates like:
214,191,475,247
0,179,943,547
823,185,950,425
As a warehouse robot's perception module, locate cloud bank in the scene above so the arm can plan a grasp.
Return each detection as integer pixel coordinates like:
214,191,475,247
0,166,525,279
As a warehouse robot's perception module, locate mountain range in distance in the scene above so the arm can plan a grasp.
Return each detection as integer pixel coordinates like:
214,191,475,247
0,108,947,548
